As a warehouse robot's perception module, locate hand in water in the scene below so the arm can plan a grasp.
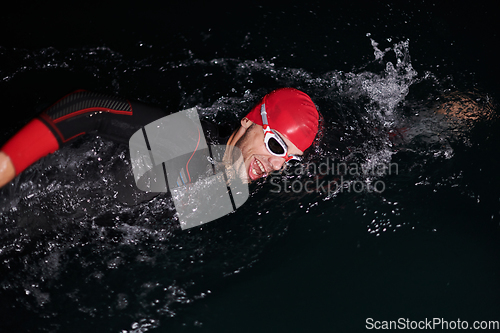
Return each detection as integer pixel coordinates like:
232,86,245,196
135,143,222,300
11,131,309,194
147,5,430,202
436,91,494,123
0,152,15,188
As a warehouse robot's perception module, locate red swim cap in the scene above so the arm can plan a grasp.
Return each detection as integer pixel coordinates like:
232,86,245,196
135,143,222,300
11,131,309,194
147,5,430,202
245,88,319,152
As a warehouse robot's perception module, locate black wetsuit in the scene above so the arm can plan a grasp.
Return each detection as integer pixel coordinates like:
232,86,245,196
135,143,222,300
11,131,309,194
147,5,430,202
2,90,232,205
39,90,227,148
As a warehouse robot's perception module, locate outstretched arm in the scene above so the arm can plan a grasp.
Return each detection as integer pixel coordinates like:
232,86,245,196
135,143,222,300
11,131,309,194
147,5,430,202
0,90,169,189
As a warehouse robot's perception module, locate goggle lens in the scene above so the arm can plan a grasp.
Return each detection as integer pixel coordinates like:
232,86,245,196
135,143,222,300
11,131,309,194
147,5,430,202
267,136,285,155
260,103,301,162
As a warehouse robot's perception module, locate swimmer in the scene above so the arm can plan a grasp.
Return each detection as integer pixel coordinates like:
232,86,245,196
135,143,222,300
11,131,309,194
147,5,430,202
0,88,320,189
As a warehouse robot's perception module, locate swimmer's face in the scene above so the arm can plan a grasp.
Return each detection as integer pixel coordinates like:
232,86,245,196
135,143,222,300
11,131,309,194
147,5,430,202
228,117,304,183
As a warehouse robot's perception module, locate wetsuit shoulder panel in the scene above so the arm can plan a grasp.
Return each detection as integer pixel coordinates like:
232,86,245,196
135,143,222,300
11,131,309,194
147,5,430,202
44,90,132,122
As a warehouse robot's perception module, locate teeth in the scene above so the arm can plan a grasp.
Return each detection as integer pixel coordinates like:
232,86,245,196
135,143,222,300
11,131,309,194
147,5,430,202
251,159,266,177
256,159,265,174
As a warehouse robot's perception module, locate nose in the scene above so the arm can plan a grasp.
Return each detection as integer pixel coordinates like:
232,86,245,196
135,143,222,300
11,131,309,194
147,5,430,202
268,155,286,171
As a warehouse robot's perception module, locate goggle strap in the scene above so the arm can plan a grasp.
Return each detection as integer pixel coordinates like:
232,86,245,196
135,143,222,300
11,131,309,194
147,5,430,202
260,104,269,126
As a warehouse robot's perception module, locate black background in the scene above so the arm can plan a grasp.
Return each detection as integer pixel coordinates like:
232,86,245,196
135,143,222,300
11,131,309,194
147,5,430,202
1,0,498,80
1,1,499,332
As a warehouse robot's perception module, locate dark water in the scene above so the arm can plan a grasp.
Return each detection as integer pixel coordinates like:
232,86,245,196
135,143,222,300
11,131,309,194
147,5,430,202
1,1,499,332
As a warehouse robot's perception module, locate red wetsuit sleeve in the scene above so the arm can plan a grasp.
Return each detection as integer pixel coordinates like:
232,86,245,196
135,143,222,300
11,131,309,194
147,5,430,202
1,118,59,176
1,90,167,177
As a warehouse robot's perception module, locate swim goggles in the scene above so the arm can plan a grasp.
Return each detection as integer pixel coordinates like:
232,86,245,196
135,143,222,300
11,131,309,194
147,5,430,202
260,104,301,162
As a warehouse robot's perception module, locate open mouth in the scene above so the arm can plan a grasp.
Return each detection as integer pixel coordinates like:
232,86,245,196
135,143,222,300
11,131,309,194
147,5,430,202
248,157,267,181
